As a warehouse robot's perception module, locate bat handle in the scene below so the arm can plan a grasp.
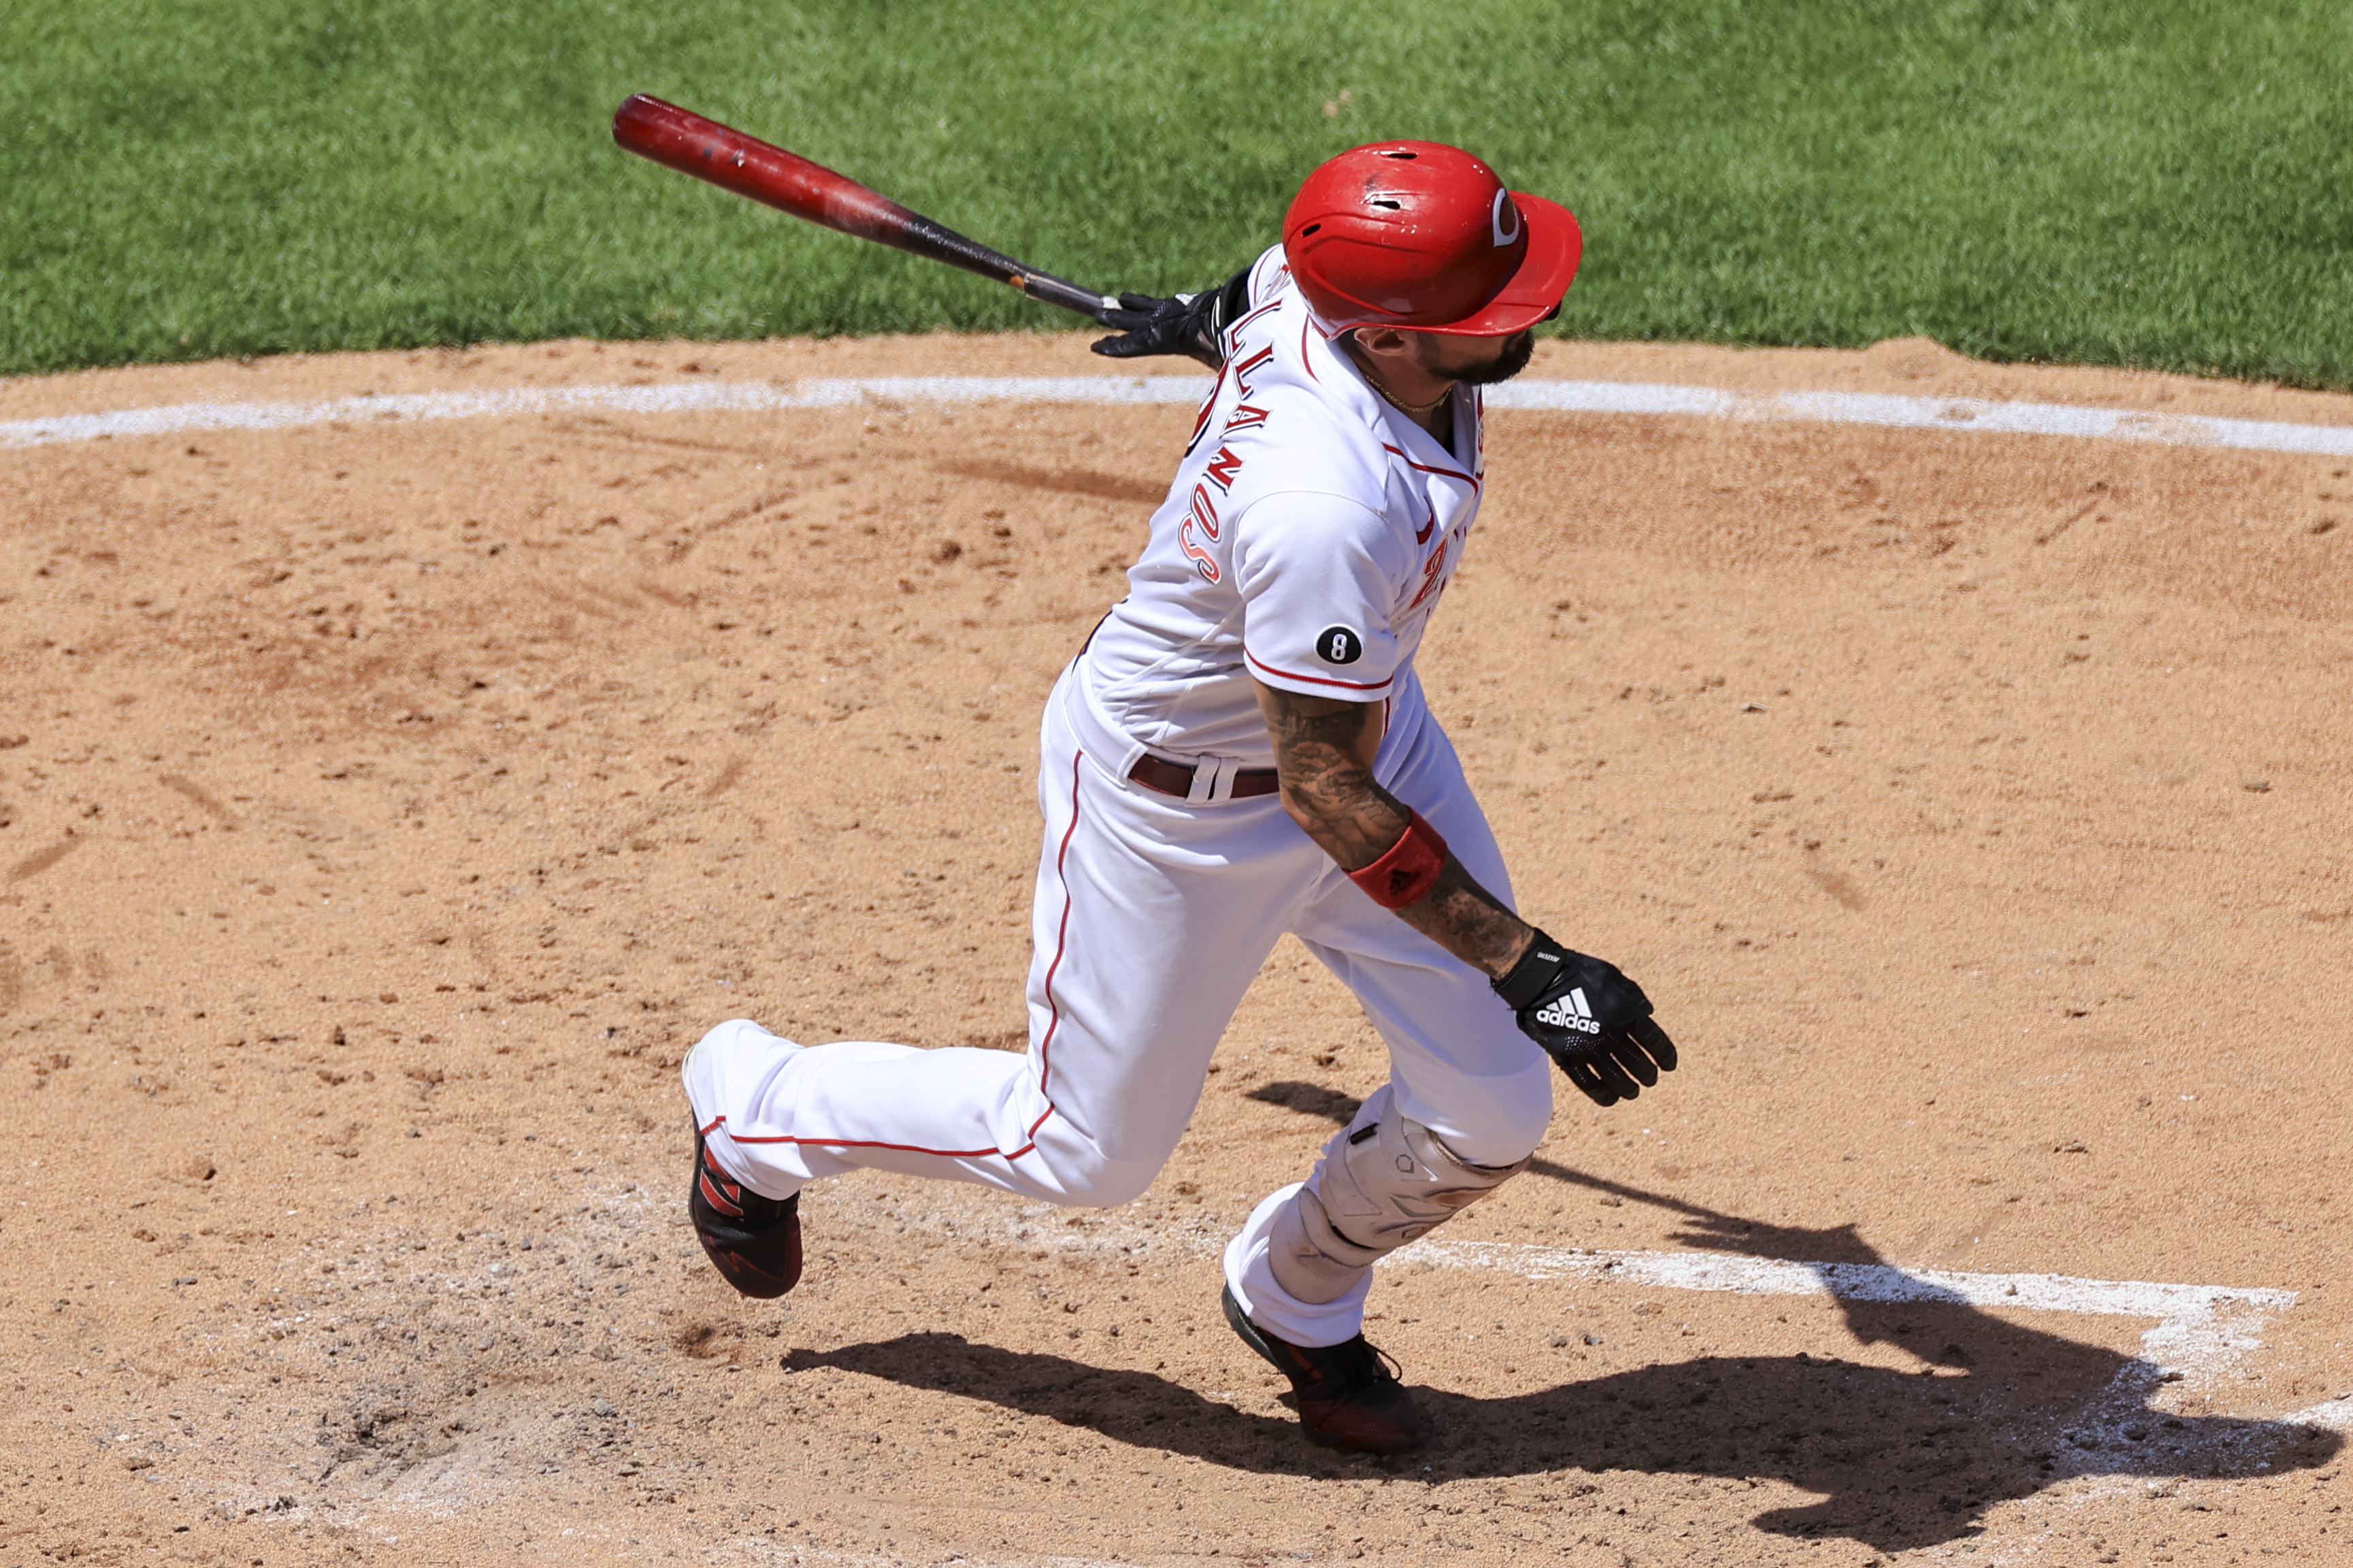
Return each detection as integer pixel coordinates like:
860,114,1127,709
1014,271,1121,322
885,210,1117,322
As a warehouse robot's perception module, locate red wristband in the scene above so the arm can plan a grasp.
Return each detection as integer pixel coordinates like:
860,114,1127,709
1348,810,1449,909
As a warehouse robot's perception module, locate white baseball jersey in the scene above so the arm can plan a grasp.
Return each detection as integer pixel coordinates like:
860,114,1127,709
685,241,1553,1358
1075,244,1487,771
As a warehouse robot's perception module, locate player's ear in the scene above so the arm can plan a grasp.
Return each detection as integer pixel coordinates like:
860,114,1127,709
1351,325,1412,359
1405,329,1455,373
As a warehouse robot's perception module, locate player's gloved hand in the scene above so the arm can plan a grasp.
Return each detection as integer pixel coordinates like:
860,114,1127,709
1492,929,1679,1107
1089,265,1255,370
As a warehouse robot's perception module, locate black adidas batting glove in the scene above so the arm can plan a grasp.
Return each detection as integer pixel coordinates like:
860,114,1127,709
1493,929,1679,1107
1089,265,1255,369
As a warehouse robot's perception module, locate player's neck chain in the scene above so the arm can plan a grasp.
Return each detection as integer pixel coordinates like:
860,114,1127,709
1340,335,1457,422
1360,367,1456,419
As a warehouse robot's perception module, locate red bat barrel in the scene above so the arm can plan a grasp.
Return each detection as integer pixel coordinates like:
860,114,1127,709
612,95,1113,322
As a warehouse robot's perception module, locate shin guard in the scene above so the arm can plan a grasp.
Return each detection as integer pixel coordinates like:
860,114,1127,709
1267,1086,1528,1305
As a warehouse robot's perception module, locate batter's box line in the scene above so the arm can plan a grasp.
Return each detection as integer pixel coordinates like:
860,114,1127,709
1389,1240,2352,1461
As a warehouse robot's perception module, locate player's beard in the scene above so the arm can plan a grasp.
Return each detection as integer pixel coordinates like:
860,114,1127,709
1443,329,1537,386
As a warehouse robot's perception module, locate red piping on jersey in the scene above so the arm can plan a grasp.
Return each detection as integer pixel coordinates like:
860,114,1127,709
1381,443,1481,493
1300,319,1319,380
1023,748,1087,1140
1189,361,1229,448
715,751,1087,1163
1246,648,1394,692
715,1123,1017,1160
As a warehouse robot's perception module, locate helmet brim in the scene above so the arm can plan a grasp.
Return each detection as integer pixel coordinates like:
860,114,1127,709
1411,192,1583,337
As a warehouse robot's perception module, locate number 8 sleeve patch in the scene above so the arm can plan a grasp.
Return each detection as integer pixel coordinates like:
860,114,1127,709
1232,492,1405,699
1317,626,1364,665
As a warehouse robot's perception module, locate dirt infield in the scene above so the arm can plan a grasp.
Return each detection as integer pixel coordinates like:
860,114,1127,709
3,333,2349,1567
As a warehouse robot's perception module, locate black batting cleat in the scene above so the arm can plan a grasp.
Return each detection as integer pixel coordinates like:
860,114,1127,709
1222,1284,1424,1455
689,1125,802,1299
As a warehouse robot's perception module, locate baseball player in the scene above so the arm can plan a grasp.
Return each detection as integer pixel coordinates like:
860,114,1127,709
683,141,1680,1455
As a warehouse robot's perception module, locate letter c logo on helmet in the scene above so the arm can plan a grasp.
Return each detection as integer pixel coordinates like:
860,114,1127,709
1490,189,1520,249
1282,141,1581,337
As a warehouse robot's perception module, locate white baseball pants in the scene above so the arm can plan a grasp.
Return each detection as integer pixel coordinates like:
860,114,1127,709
685,666,1553,1346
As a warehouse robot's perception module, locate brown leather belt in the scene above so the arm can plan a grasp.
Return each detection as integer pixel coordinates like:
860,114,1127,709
1128,754,1281,800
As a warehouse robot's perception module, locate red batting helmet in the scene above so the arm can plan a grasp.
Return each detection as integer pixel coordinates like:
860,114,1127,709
1282,141,1581,336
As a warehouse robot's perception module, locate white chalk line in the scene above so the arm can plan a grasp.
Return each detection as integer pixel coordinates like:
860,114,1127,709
7,374,2353,457
978,1193,2340,1465
1383,1240,2350,1465
1392,1239,2292,1322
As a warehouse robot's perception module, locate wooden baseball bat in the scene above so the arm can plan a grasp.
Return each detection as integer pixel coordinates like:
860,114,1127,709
612,94,1119,323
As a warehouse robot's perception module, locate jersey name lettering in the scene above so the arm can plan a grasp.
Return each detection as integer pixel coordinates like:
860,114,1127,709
1230,346,1276,398
1180,484,1222,583
1223,297,1283,355
1408,535,1450,610
1188,359,1229,450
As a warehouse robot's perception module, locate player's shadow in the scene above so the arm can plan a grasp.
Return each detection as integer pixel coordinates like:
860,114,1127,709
783,1084,2341,1553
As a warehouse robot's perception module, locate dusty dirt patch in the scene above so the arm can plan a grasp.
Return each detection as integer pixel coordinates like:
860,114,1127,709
2,333,2349,1566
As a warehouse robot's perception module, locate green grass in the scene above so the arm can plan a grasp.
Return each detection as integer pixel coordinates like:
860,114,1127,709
4,1,2351,386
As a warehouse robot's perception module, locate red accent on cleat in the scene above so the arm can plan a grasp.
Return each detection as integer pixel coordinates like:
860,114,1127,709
688,1127,802,1299
697,1148,748,1218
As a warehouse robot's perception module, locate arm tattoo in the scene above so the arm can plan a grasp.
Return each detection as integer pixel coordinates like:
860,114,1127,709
1253,680,1534,978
